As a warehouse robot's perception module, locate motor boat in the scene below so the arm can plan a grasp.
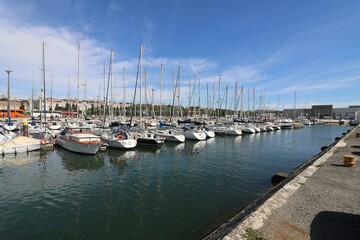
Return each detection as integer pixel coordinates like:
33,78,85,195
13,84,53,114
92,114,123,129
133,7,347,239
56,126,104,154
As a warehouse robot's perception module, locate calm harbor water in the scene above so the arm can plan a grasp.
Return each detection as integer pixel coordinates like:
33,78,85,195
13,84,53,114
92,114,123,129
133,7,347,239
0,125,352,240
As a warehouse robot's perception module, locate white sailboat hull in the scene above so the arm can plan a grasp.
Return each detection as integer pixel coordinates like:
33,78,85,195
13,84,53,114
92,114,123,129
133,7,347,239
225,128,242,136
154,130,185,143
184,131,206,141
107,138,137,149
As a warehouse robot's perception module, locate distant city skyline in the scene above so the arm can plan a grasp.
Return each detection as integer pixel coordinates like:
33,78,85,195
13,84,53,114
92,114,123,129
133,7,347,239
1,0,360,109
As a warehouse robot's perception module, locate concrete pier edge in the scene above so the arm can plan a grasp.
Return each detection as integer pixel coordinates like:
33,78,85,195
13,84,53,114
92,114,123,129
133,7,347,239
203,126,358,240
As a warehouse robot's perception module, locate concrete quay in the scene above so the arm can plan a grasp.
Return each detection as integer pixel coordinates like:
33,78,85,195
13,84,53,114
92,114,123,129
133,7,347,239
205,125,360,240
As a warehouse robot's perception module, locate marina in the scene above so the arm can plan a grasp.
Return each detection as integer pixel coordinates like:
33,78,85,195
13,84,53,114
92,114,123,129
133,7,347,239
1,2,360,239
0,124,353,240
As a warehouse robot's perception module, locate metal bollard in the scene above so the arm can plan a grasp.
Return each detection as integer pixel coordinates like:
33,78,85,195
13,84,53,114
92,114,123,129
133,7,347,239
22,121,29,137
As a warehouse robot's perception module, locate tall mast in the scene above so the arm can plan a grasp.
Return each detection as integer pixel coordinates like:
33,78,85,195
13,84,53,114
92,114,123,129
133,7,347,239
217,75,221,121
42,41,47,124
212,81,215,117
176,66,181,118
225,85,228,118
130,44,142,126
144,68,148,117
84,75,87,118
198,74,200,118
151,88,155,118
110,50,114,120
170,69,176,119
246,89,250,118
159,64,163,119
5,69,12,125
192,74,196,118
253,88,255,120
139,44,143,128
293,91,297,119
97,83,101,116
51,75,53,117
187,76,191,118
31,70,34,120
206,83,209,118
77,35,80,122
234,81,238,119
103,49,113,125
103,63,106,118
240,86,244,120
171,70,175,118
123,67,126,118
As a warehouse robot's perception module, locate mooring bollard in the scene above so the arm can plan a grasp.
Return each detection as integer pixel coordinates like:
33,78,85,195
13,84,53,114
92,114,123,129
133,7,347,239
22,120,29,137
343,155,356,167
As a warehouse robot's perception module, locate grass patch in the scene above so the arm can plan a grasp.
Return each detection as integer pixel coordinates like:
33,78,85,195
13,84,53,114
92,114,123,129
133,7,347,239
242,228,271,240
316,163,324,168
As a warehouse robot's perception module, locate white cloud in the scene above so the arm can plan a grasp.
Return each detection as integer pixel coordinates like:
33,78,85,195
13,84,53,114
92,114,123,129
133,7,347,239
0,17,110,99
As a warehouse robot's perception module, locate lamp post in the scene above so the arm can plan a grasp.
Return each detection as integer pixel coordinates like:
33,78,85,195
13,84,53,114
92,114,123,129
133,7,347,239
5,69,12,125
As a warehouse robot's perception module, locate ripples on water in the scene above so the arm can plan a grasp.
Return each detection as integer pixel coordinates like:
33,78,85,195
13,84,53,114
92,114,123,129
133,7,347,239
0,125,352,240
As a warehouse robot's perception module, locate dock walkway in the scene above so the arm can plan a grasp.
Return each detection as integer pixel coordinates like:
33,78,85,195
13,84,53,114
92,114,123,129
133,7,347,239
206,125,360,240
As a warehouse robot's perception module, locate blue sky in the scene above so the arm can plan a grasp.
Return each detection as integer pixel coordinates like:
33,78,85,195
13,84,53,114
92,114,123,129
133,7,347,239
0,0,359,110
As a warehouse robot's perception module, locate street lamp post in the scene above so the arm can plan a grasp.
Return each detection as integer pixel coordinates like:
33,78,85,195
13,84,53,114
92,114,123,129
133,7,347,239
5,69,12,125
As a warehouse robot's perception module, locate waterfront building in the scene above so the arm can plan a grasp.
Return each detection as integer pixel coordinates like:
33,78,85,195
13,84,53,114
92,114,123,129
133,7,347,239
333,106,360,119
283,105,360,120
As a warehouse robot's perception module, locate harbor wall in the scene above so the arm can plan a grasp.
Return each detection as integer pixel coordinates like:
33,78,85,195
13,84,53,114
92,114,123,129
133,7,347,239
203,125,357,240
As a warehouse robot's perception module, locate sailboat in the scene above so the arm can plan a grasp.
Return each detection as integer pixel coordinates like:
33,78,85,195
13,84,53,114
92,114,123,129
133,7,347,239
101,128,137,149
2,70,20,132
129,44,165,146
100,49,138,149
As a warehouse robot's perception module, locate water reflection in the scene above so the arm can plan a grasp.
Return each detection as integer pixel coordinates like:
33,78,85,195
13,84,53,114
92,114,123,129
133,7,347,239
0,125,353,240
185,140,207,154
136,146,162,155
233,136,242,144
107,150,138,166
0,151,45,166
173,143,185,152
57,149,104,171
205,137,216,146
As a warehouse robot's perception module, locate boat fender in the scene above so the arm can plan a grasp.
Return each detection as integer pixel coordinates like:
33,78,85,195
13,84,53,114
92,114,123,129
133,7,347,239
153,134,157,139
40,139,46,145
134,135,138,140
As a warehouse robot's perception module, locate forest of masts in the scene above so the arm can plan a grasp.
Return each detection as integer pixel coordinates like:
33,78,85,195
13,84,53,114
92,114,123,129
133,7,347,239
38,44,279,121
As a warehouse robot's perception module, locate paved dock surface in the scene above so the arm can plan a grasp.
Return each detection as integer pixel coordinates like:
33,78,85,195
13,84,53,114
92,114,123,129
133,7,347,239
206,125,360,240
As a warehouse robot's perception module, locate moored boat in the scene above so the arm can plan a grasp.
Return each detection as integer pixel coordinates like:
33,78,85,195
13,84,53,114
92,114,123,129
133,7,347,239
183,126,206,141
0,135,45,155
152,128,185,143
204,127,215,138
101,129,137,149
56,126,103,154
224,125,242,136
275,119,294,129
130,130,165,146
